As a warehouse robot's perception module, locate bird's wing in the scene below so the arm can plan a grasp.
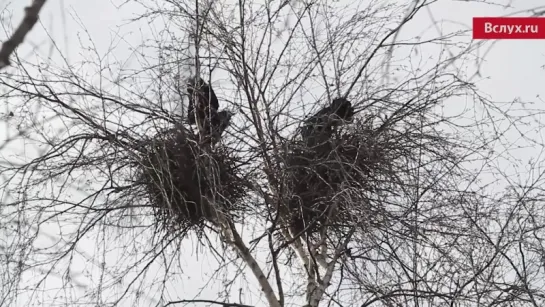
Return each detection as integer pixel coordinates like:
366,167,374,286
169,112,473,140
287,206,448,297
187,105,196,124
206,84,219,111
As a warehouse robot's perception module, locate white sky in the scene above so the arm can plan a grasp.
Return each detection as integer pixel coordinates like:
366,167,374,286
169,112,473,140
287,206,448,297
2,0,545,306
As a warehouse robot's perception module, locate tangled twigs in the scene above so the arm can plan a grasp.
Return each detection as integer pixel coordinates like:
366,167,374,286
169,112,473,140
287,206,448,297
136,126,246,233
281,119,387,237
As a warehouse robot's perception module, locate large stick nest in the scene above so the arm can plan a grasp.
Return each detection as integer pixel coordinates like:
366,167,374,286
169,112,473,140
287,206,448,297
134,125,247,232
281,118,403,236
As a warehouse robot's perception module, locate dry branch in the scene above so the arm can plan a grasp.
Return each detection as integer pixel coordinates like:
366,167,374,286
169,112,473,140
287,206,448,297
0,0,47,70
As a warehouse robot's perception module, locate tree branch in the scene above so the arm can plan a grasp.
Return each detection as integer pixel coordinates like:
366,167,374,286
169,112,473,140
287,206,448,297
222,220,282,307
164,299,254,307
0,0,47,70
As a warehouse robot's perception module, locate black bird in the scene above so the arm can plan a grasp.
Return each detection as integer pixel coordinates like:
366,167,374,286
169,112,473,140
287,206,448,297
203,110,234,143
300,97,354,144
186,77,233,143
345,247,352,258
186,77,220,125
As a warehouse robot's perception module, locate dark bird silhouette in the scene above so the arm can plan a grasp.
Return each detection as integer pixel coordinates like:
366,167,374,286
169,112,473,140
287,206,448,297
345,247,352,258
204,110,233,143
300,97,354,145
187,77,219,125
186,77,233,143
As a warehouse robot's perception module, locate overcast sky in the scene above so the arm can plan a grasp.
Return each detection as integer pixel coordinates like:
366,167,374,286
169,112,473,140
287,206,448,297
2,0,545,306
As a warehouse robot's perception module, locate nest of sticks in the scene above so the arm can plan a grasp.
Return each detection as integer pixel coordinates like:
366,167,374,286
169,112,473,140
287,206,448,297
134,125,246,232
281,118,400,236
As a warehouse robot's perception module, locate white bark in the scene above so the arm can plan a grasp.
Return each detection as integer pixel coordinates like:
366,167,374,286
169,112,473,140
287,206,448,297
222,220,282,307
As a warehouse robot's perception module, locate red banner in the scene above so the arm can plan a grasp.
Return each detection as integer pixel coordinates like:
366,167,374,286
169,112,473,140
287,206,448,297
473,17,545,39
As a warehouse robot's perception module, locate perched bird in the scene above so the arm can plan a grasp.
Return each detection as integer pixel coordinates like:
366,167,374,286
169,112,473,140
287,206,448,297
204,110,234,143
186,77,233,144
186,77,219,125
300,97,354,145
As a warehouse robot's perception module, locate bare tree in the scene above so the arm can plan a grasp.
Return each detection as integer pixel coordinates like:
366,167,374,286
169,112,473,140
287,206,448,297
2,0,545,307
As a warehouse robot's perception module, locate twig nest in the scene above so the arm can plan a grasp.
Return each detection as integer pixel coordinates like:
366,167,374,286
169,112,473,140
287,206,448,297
135,125,246,232
282,118,393,236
